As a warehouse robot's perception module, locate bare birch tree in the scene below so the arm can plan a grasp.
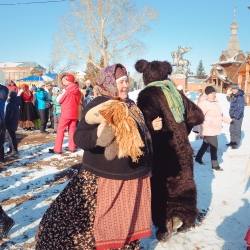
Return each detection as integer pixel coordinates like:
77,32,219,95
46,54,78,74
54,0,158,69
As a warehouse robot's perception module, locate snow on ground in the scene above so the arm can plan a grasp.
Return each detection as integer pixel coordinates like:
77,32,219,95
1,90,250,250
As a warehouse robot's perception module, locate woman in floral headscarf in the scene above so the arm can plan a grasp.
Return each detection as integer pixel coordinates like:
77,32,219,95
35,64,161,250
19,84,39,130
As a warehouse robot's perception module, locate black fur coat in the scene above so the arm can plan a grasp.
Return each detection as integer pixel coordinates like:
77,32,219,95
137,86,204,231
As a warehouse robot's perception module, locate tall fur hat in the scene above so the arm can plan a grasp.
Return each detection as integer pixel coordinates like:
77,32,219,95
134,59,172,86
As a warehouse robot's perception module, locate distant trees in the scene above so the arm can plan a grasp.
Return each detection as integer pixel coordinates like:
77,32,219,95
30,67,44,76
195,60,207,79
53,0,158,70
46,55,78,75
83,54,100,84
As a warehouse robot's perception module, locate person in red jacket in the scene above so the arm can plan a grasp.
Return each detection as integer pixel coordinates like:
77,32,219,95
49,74,81,154
8,80,18,94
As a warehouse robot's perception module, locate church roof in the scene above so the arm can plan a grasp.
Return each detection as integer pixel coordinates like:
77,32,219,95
212,51,244,65
226,21,240,58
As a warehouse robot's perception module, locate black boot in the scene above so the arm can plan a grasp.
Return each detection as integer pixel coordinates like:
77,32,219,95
226,141,234,146
0,209,15,240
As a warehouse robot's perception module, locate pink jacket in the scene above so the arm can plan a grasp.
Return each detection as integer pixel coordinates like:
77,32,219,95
198,94,231,136
59,83,81,119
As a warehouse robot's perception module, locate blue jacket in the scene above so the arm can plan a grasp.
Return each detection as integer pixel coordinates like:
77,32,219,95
229,89,245,120
51,95,61,115
5,96,22,131
0,85,8,119
36,88,48,110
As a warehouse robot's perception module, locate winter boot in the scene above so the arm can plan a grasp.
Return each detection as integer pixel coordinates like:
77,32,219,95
226,141,234,146
0,209,15,239
212,166,223,171
231,142,238,149
195,158,205,165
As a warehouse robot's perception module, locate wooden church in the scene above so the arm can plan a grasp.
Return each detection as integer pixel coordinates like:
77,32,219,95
206,7,250,104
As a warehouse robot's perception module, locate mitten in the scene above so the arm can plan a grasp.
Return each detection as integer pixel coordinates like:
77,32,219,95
96,122,115,147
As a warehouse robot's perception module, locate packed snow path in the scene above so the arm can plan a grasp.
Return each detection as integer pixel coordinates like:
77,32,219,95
1,93,250,249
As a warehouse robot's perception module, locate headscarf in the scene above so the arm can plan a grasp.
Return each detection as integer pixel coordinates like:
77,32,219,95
21,84,32,96
96,64,153,161
94,64,126,98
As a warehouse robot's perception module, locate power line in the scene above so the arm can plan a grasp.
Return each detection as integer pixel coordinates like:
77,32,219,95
0,0,74,6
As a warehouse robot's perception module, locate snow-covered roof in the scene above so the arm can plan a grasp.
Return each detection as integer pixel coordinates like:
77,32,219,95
0,61,45,69
212,52,244,66
218,74,226,80
187,77,207,84
0,62,23,67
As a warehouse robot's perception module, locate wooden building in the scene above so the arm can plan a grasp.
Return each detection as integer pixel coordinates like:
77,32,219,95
0,62,46,85
232,52,250,104
206,17,243,91
205,12,250,105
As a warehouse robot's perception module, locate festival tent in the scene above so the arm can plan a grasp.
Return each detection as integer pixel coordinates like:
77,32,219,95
17,74,56,82
16,74,58,88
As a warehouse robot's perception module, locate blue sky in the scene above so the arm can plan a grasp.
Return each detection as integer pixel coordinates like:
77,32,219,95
0,0,249,76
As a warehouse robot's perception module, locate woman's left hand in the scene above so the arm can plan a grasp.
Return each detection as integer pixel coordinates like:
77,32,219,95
152,116,162,131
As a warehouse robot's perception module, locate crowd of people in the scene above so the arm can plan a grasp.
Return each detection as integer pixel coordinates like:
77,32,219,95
0,78,95,161
0,63,249,249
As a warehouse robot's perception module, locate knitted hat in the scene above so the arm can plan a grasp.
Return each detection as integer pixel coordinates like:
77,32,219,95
9,90,17,98
205,86,216,95
231,84,239,90
62,74,75,83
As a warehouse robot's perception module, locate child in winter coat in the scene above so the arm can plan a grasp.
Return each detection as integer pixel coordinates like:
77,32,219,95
51,87,61,133
5,91,22,157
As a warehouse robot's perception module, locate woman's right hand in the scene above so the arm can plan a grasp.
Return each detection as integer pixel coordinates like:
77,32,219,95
152,116,162,131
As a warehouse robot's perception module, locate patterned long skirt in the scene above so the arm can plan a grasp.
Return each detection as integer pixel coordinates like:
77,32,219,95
19,102,39,128
35,169,140,250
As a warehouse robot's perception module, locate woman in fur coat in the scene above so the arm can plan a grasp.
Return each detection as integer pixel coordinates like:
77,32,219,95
135,59,204,242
